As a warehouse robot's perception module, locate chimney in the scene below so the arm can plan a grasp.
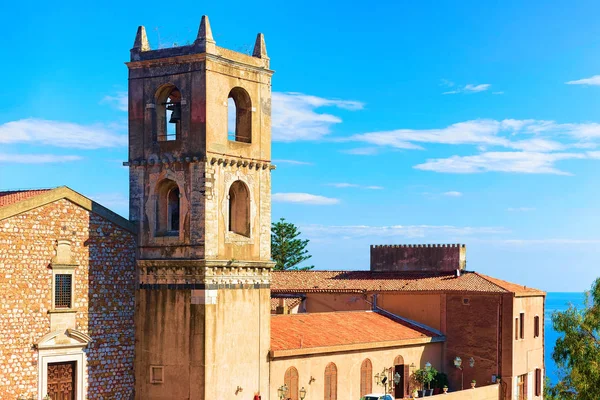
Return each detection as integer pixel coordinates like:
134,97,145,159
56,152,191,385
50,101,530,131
275,298,289,315
370,244,466,273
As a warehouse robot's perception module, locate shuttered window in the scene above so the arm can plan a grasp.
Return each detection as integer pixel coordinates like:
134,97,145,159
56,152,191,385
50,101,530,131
535,369,542,396
284,367,299,400
324,363,337,400
360,359,372,396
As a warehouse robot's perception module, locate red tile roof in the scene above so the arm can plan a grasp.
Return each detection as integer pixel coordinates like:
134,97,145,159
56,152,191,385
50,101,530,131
0,189,51,207
271,311,441,352
271,270,544,295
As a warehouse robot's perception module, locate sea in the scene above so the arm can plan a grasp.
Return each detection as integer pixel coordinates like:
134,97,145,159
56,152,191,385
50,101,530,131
545,292,587,383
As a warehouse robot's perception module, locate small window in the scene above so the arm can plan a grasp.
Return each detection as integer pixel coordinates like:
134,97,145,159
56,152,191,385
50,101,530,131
515,317,519,340
227,87,252,143
155,84,181,142
156,179,180,236
228,180,250,237
150,366,164,384
54,274,72,309
520,312,525,339
517,373,527,400
534,315,540,338
535,368,542,396
463,297,470,305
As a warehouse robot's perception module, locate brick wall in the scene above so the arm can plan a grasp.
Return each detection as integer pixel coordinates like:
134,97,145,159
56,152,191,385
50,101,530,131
370,244,466,273
0,199,136,399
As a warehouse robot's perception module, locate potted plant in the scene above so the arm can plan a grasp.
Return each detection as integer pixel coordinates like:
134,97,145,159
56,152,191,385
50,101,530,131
443,385,449,393
471,379,476,389
413,365,438,396
432,372,449,395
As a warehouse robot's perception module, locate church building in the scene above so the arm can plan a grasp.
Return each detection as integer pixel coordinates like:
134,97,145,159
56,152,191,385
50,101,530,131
0,16,545,400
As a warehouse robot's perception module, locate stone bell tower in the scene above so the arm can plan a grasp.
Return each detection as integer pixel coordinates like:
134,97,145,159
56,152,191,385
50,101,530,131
126,16,274,400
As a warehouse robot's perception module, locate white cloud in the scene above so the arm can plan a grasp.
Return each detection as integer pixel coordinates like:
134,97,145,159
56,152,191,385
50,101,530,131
0,153,82,163
101,91,128,111
272,192,340,205
300,224,508,239
414,151,585,175
443,83,491,95
565,75,600,86
507,207,536,212
326,183,384,190
443,191,463,197
0,119,127,149
341,147,380,155
272,159,313,165
271,92,364,142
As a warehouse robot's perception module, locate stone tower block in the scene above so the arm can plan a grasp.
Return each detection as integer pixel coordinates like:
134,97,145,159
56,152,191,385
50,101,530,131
370,244,466,273
126,16,274,400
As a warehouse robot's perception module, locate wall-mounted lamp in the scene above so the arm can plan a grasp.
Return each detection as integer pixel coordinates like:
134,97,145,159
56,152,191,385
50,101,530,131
235,386,243,395
309,376,316,384
300,386,307,400
277,384,288,400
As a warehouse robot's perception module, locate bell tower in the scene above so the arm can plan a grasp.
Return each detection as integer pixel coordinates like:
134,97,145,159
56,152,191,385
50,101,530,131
126,16,274,400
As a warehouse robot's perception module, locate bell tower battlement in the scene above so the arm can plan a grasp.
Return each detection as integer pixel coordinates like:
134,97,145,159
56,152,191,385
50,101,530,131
127,16,274,400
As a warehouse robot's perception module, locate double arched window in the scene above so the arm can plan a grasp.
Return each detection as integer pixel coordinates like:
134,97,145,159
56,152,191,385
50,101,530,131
284,367,299,400
155,84,181,142
324,363,337,400
228,181,250,237
156,179,180,235
227,87,252,143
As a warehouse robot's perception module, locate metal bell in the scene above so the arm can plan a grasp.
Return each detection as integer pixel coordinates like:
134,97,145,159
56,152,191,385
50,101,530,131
168,102,181,123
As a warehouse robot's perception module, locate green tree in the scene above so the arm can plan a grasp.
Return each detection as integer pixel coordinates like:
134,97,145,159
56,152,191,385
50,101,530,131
271,218,314,271
545,277,600,400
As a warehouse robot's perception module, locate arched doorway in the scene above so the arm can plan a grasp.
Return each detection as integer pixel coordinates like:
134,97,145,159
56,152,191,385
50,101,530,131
393,355,409,398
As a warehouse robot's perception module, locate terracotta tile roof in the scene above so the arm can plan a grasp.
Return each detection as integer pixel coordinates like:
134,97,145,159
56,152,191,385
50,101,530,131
271,311,441,352
270,296,303,312
475,273,545,296
0,189,52,207
271,270,544,295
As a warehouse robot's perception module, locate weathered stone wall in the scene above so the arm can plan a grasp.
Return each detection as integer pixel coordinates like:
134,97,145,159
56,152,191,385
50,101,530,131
370,244,466,273
0,199,136,399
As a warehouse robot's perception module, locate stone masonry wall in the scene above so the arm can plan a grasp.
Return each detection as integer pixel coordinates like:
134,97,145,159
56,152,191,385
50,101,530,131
0,199,136,399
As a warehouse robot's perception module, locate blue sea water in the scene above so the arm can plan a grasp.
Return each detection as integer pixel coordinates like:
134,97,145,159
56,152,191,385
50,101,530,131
544,292,586,383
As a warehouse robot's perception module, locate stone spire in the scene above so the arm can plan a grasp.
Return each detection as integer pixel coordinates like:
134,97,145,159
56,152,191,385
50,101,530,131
195,15,216,52
132,26,150,51
252,33,268,59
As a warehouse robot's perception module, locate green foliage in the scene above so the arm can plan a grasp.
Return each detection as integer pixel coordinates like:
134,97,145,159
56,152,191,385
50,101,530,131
545,277,600,400
413,366,438,390
271,218,314,271
432,372,449,389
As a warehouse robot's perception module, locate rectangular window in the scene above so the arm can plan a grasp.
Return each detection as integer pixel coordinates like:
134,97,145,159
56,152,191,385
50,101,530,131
517,374,527,400
535,368,542,396
515,317,519,340
54,274,72,309
520,312,525,339
534,315,540,338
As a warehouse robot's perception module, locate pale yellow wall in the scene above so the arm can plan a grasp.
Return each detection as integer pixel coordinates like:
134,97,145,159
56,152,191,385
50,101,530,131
432,384,500,399
304,293,371,313
510,295,544,399
270,343,443,400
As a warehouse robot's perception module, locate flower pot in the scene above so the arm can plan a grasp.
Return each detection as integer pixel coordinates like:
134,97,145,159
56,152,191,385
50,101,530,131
427,389,434,396
443,387,449,394
470,382,476,389
417,390,424,397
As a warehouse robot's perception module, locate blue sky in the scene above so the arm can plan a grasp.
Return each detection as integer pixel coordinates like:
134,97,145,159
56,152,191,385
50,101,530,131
1,0,600,291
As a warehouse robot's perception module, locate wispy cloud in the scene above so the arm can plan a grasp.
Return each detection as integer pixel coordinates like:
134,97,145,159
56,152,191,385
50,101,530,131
0,153,82,164
341,147,380,156
443,191,463,197
300,224,508,239
507,207,536,212
272,159,313,165
272,92,364,142
0,119,127,149
100,91,128,111
414,151,585,175
565,75,600,86
326,183,384,190
272,192,340,205
443,83,491,95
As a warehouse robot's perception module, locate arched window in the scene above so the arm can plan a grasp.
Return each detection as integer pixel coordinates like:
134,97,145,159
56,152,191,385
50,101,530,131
155,84,181,142
360,359,372,397
156,179,180,236
228,180,250,237
227,87,252,143
324,362,337,400
284,367,299,400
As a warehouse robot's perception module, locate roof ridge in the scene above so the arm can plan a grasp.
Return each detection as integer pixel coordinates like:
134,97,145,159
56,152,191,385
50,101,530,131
472,272,509,292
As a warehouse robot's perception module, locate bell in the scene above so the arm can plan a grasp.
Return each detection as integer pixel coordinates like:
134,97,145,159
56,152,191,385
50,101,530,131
168,103,181,123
